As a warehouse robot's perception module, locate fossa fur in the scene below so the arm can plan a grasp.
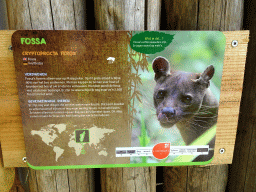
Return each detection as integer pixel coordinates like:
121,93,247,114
152,56,218,161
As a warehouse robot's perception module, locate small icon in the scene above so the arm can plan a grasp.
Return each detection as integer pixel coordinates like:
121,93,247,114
107,57,115,64
75,130,89,143
23,62,28,65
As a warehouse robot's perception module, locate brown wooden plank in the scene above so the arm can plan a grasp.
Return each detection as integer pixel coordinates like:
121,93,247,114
0,30,26,167
211,31,249,165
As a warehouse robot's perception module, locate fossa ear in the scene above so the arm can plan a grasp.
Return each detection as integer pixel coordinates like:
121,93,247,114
192,65,215,88
152,56,170,81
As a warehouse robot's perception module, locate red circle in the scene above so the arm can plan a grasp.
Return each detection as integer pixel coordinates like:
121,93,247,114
152,143,170,159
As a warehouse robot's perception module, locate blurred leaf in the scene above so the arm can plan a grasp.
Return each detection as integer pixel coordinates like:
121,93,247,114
139,109,151,147
139,135,151,147
172,51,182,64
172,125,216,162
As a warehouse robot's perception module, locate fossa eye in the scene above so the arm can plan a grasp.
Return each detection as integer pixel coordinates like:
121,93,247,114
156,90,167,100
181,94,192,104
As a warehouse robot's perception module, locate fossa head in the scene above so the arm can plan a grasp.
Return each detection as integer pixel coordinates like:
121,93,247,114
152,56,215,128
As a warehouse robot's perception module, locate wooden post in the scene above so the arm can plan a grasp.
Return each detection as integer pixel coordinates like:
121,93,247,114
164,0,243,31
163,0,244,191
94,0,161,191
6,0,86,30
227,1,256,191
5,1,94,191
94,0,161,30
101,167,156,192
0,0,8,29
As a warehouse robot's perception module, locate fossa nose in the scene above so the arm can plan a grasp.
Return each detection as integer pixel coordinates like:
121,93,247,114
161,107,176,120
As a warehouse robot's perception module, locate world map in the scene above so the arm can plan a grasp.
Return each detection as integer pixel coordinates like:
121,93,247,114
31,124,115,161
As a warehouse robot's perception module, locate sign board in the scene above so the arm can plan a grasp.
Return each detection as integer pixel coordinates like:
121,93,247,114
11,30,227,169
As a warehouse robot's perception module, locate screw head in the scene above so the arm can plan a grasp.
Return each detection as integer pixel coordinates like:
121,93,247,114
8,45,12,51
219,148,225,154
231,40,238,47
22,157,27,162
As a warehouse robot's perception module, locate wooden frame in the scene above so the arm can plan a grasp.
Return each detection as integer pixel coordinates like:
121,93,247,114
0,30,249,167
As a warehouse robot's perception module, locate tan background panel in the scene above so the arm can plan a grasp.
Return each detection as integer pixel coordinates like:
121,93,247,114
0,30,249,167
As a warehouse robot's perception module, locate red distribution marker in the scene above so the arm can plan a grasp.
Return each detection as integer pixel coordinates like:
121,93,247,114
152,143,170,159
